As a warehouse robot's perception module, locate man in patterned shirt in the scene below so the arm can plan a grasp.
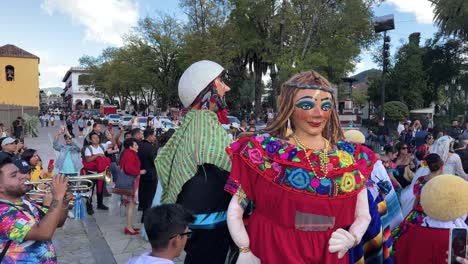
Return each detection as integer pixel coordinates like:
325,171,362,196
0,157,71,263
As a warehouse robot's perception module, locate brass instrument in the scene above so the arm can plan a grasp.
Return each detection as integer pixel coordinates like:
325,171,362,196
25,173,104,199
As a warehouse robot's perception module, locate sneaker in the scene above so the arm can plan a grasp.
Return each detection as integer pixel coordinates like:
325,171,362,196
97,204,109,210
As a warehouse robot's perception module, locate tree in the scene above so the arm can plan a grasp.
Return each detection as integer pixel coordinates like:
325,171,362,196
386,33,428,108
352,89,369,110
431,0,467,40
131,15,184,110
384,101,409,124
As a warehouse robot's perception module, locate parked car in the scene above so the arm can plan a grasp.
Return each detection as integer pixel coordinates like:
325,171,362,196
107,114,121,126
119,115,132,128
222,116,241,130
138,117,148,130
160,118,179,132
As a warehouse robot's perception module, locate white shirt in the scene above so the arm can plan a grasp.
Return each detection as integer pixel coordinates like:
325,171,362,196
397,123,405,135
153,118,163,129
444,153,467,179
84,141,111,157
126,253,174,264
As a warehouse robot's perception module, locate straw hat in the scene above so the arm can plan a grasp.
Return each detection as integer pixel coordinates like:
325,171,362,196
420,175,468,221
343,130,365,144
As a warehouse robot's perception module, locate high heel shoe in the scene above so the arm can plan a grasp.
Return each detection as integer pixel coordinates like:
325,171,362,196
124,227,139,235
132,227,141,232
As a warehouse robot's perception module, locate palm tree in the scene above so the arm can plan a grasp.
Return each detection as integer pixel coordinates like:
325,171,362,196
430,0,467,40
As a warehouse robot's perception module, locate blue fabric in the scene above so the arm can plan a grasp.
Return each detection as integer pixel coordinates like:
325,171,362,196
53,138,83,172
189,211,227,230
74,193,85,220
60,152,76,174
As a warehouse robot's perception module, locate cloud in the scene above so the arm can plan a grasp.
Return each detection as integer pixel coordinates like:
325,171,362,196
28,49,69,88
41,0,139,46
39,64,70,88
385,0,434,24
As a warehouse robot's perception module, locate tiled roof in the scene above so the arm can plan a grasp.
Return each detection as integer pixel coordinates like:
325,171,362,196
0,44,40,61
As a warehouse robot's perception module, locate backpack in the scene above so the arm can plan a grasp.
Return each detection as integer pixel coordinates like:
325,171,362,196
81,144,106,159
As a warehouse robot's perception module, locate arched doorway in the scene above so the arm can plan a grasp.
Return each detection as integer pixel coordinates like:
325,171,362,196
94,100,102,109
74,99,83,111
84,99,92,110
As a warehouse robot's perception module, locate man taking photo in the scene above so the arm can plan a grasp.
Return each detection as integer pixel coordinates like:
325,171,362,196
0,157,71,263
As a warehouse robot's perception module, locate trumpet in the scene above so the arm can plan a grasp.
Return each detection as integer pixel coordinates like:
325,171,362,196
25,173,104,193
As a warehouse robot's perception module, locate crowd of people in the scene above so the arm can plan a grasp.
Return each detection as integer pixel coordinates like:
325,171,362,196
0,59,467,264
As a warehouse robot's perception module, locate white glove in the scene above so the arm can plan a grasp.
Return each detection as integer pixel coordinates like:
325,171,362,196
328,228,356,259
236,251,261,264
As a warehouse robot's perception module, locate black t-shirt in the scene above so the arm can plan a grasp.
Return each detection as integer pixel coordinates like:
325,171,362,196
176,164,231,215
455,148,468,174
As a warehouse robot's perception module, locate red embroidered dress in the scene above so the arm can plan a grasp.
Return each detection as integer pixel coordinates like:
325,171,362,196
225,134,376,264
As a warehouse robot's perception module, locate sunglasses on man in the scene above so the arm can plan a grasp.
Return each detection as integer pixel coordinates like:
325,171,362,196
169,231,193,239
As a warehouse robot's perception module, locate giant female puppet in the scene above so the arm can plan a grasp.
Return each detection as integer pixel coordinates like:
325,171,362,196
224,71,376,263
154,60,233,263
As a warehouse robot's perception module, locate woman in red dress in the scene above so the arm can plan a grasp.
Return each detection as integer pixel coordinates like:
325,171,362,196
225,71,375,263
119,138,146,235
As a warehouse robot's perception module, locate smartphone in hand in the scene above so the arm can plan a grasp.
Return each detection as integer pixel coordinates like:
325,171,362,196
449,228,468,264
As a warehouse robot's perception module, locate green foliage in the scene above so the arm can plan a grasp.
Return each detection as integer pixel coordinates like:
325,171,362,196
386,34,427,108
384,101,409,123
80,0,379,115
431,0,468,40
352,89,369,109
23,113,39,138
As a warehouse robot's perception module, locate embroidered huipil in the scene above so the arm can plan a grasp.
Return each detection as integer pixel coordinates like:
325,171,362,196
225,134,376,264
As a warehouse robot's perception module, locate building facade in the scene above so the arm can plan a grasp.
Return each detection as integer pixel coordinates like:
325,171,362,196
62,67,104,111
0,44,40,125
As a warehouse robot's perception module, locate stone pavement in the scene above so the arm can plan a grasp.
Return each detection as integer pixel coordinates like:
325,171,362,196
26,124,185,264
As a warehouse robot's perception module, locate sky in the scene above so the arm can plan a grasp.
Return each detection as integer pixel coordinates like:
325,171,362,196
0,0,438,89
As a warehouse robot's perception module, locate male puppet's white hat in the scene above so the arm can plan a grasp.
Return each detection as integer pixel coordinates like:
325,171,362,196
178,60,224,108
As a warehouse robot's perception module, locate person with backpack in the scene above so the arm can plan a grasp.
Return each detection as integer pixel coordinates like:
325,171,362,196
82,132,111,212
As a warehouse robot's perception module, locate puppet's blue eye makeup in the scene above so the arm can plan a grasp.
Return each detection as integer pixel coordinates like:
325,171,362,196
295,101,315,110
321,102,332,111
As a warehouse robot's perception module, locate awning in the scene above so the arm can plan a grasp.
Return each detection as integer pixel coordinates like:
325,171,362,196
410,107,434,114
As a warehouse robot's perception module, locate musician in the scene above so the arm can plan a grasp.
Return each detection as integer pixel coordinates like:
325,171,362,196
0,157,71,263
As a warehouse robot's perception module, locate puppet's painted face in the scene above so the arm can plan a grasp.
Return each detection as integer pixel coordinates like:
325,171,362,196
214,76,231,97
291,89,333,137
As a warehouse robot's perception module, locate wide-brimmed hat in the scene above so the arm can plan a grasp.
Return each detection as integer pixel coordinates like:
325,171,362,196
178,60,225,108
343,130,365,144
421,175,468,221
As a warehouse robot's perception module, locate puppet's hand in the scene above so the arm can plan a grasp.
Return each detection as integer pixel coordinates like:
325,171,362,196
328,228,357,259
236,251,261,264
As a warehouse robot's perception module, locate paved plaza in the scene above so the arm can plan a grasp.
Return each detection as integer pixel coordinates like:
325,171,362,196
26,124,185,264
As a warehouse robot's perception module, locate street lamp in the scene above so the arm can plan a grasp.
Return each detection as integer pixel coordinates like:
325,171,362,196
342,77,358,100
447,78,457,120
374,14,395,122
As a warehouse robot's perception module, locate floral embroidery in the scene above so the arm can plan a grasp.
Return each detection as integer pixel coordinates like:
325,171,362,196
336,150,354,167
338,141,355,156
247,148,263,165
340,172,356,193
266,141,282,156
234,134,373,197
287,168,311,190
310,177,320,189
317,178,332,195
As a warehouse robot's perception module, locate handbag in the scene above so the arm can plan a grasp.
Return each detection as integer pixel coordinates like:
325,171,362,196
112,166,136,196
